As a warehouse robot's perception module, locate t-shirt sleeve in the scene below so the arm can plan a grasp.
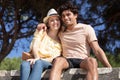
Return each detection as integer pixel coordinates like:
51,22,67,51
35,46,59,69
86,25,97,43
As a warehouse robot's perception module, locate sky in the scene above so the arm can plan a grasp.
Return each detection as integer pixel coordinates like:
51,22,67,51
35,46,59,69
6,38,32,58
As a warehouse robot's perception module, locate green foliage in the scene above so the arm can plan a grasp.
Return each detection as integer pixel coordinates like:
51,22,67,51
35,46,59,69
0,57,22,70
98,52,120,67
0,52,120,71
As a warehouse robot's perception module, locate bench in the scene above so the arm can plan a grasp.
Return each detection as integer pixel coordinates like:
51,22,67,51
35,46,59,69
0,68,120,80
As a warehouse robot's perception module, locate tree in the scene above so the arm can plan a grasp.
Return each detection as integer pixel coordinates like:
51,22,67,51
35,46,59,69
0,0,120,62
77,0,120,53
0,0,66,62
0,0,36,62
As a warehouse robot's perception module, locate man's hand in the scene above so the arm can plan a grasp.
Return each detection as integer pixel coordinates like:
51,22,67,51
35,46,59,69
37,23,47,31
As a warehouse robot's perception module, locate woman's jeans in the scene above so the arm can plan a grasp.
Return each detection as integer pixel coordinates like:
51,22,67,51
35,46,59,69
20,59,52,80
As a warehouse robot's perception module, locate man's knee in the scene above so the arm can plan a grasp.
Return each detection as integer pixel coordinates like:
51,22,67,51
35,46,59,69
53,57,69,69
87,57,98,67
53,57,66,63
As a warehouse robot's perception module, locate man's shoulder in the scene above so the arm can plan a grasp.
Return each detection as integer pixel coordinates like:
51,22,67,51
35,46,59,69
77,23,91,27
76,23,92,30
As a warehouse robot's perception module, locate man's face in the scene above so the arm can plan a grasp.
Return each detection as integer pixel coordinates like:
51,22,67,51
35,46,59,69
61,10,77,27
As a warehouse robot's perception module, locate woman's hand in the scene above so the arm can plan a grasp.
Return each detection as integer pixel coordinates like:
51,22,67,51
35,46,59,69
27,58,40,66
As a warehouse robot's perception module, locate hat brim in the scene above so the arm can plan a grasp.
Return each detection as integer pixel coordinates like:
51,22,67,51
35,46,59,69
43,14,59,23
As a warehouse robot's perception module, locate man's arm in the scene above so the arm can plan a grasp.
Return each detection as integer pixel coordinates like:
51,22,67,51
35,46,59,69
37,23,47,31
90,41,112,68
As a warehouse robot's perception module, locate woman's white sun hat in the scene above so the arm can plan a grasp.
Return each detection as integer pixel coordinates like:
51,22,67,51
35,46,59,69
43,8,59,23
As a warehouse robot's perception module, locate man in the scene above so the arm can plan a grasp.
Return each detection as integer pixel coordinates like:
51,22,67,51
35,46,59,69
38,1,111,80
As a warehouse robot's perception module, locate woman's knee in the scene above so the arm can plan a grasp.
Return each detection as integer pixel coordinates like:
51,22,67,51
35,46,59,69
34,60,43,67
35,59,41,64
21,61,30,68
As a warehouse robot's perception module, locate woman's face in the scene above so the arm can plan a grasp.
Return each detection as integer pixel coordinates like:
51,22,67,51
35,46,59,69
48,15,61,31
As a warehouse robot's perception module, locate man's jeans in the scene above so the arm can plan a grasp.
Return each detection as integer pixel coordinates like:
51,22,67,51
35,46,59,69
20,59,52,80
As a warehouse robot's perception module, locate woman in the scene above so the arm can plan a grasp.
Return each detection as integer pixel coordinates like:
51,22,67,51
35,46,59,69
20,8,62,80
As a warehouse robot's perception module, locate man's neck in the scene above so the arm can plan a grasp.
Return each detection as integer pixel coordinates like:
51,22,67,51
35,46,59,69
66,22,77,31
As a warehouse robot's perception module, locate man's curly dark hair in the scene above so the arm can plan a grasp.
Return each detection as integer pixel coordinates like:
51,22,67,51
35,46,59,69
57,1,79,16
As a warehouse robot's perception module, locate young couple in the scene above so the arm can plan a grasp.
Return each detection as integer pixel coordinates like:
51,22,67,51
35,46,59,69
21,1,111,80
